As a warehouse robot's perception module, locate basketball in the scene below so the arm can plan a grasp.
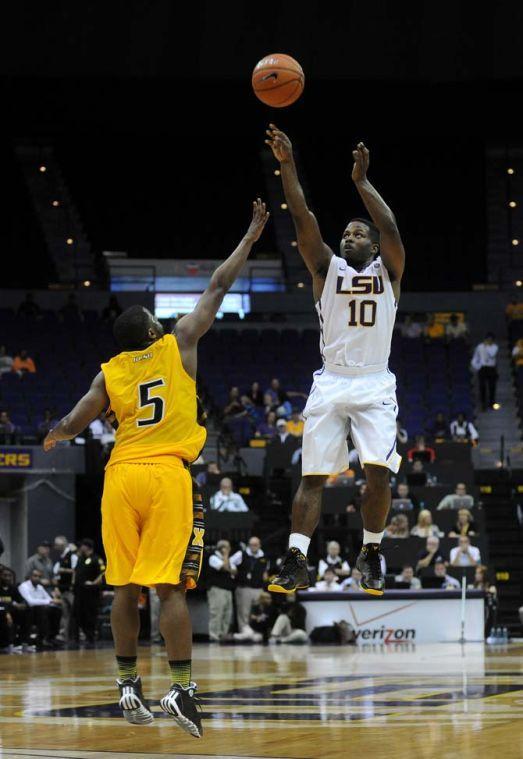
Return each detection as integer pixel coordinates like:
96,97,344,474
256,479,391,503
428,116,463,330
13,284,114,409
252,53,305,107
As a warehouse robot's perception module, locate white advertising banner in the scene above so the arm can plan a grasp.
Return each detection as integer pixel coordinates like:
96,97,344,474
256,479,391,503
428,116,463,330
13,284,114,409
299,591,484,643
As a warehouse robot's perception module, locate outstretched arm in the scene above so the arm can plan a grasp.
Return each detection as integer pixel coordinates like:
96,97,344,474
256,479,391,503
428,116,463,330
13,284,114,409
176,199,269,349
266,125,332,294
352,142,405,284
43,372,109,451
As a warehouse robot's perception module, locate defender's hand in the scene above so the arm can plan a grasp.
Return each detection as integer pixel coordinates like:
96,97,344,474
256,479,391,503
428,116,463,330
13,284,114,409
244,198,270,243
265,124,293,163
352,141,370,183
43,432,57,452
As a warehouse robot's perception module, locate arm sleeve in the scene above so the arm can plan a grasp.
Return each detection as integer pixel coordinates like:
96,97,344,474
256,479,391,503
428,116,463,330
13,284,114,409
229,551,243,567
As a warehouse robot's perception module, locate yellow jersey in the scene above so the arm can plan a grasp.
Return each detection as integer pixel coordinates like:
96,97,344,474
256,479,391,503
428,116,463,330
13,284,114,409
101,334,206,466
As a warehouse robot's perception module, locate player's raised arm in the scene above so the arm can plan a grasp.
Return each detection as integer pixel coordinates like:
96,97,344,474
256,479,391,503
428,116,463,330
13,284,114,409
351,142,405,285
266,124,332,290
43,372,109,451
175,199,269,349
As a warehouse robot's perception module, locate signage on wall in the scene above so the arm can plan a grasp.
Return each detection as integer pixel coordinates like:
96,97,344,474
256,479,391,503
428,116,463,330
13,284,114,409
0,449,33,469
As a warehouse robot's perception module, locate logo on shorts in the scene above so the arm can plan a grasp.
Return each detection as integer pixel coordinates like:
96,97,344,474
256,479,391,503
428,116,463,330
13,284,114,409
192,527,204,547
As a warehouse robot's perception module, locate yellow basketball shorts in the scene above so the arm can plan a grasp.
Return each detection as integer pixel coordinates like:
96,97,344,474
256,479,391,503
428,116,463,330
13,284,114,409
101,459,194,587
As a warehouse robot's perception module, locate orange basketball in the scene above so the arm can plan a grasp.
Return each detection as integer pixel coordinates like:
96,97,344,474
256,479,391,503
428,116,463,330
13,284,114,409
252,53,305,108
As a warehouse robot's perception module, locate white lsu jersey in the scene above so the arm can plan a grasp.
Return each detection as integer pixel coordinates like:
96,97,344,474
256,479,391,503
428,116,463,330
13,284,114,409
316,254,398,375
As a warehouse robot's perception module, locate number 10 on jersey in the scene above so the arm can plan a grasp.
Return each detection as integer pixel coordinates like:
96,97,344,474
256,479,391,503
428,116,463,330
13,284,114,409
348,299,377,327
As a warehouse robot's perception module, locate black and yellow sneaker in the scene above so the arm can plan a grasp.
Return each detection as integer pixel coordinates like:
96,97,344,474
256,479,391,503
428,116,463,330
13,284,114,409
356,543,384,596
160,681,203,738
117,676,154,725
267,547,310,593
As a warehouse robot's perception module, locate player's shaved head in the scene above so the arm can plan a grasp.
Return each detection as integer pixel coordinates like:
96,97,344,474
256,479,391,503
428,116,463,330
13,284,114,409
113,305,164,351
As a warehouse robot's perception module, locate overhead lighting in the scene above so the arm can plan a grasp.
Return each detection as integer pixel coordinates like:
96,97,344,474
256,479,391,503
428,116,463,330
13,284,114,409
297,282,305,288
291,241,298,247
274,169,281,176
492,403,501,410
39,165,47,173
66,238,74,245
508,168,515,175
512,239,519,246
516,280,522,287
83,280,91,287
52,200,60,207
509,201,517,208
281,203,288,210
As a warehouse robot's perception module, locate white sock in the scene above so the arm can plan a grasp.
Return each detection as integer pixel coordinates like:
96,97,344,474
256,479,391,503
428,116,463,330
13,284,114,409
289,533,310,556
363,529,384,545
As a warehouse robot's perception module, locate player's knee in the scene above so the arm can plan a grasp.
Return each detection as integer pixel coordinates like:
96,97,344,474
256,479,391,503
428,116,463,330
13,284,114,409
300,475,328,495
156,582,185,602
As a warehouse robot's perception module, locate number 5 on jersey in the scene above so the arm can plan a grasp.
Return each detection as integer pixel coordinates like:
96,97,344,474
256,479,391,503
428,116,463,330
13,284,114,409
137,378,166,427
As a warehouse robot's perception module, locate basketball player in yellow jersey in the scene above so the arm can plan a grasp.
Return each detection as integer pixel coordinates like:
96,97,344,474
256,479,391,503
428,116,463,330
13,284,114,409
43,199,270,737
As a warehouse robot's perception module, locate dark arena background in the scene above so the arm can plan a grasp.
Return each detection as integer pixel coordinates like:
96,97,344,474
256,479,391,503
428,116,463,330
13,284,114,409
1,3,523,758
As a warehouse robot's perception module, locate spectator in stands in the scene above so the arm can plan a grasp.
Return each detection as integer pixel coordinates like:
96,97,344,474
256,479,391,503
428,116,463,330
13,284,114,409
269,594,308,643
312,566,343,592
248,591,278,642
407,458,431,487
53,535,78,643
343,567,365,592
450,535,480,567
244,381,263,407
410,509,443,538
434,559,460,589
415,536,444,573
17,293,41,319
0,567,27,650
223,387,244,418
0,411,19,445
102,295,122,322
424,314,445,340
471,333,499,411
450,412,479,443
268,420,300,458
256,410,277,439
25,542,54,587
287,408,304,438
446,313,468,340
59,293,84,322
472,565,498,635
437,482,474,510
448,508,477,538
12,349,36,375
217,438,239,471
210,477,249,512
512,338,523,366
429,411,449,440
401,315,423,339
89,414,116,451
395,565,421,589
263,391,278,416
195,461,221,487
384,513,410,538
18,569,62,648
73,539,105,647
0,346,14,376
230,536,268,633
505,300,523,321
391,482,419,511
407,435,436,463
37,409,56,442
318,541,350,580
207,540,236,642
396,419,408,444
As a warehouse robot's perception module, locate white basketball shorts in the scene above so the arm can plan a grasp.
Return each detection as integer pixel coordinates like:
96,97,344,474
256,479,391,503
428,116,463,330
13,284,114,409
301,367,402,475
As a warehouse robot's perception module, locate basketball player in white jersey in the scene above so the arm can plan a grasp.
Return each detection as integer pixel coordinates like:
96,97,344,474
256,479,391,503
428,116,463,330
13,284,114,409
265,125,405,596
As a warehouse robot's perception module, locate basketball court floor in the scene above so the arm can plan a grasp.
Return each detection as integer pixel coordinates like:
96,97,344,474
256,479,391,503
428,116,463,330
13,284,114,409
1,642,522,758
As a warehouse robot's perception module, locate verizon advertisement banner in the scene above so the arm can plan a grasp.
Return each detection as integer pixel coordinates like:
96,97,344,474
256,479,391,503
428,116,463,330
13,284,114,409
299,591,485,643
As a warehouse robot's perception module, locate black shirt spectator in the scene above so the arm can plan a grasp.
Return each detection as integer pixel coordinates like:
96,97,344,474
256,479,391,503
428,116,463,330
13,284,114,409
102,295,122,322
415,537,444,574
60,294,84,322
247,382,264,407
73,539,105,645
391,482,419,511
37,409,56,442
17,293,41,319
223,387,244,418
429,412,448,440
0,411,18,445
